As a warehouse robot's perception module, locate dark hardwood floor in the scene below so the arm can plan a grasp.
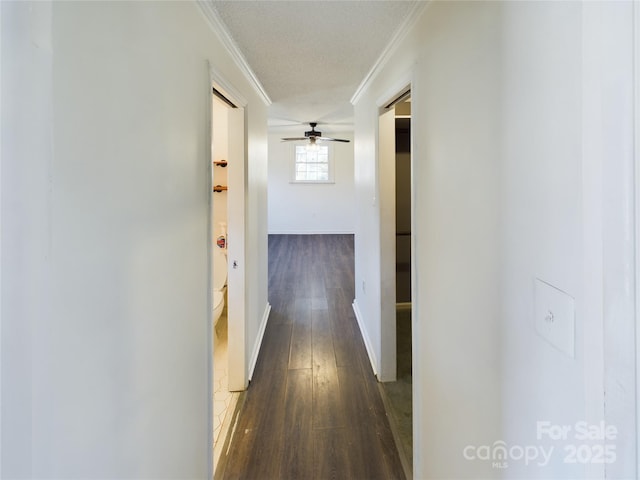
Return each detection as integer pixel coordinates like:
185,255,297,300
217,234,405,480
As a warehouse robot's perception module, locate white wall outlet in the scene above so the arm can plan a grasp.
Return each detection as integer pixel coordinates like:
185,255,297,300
534,278,575,358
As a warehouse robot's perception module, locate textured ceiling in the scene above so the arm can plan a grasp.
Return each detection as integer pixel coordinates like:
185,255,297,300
208,0,419,131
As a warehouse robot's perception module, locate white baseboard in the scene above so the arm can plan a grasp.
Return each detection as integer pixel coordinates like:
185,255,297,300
248,303,271,381
352,299,379,376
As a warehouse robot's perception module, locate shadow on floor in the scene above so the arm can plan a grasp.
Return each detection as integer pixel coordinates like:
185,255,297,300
380,307,412,475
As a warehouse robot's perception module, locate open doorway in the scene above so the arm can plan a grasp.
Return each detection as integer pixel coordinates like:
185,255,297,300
208,70,247,476
391,100,413,472
378,89,413,478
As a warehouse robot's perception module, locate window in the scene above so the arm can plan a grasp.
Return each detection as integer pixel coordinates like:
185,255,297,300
293,144,333,183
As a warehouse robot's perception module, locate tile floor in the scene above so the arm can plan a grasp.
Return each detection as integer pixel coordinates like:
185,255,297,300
213,312,239,467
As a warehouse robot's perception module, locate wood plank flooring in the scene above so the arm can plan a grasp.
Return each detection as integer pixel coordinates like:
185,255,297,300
218,234,405,480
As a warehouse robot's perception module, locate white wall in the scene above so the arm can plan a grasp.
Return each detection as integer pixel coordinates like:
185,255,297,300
501,3,636,478
1,1,268,477
244,111,269,381
267,131,355,234
1,2,54,475
355,3,502,477
499,3,588,478
582,4,636,479
353,1,636,479
500,3,637,477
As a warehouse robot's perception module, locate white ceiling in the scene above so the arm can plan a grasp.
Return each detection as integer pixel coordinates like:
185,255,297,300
207,0,420,132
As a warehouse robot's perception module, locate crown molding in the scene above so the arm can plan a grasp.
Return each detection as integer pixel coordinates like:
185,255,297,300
209,62,248,108
350,0,430,106
197,0,272,106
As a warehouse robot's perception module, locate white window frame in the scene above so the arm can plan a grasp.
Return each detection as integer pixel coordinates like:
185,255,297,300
290,142,335,184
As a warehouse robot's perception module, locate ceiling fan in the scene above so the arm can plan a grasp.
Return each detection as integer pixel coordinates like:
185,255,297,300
281,123,350,145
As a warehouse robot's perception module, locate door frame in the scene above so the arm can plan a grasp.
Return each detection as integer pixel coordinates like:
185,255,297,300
207,62,247,478
375,73,413,383
377,106,397,382
375,74,416,477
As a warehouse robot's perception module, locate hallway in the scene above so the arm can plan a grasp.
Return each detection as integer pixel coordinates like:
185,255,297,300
4,2,638,478
217,234,405,479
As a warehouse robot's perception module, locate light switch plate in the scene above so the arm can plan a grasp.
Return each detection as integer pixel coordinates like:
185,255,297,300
534,278,575,358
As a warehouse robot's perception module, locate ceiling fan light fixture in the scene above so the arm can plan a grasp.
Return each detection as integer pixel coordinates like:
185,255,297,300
306,136,320,152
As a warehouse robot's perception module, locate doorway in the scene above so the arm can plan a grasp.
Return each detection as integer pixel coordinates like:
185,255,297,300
208,68,247,477
378,89,413,478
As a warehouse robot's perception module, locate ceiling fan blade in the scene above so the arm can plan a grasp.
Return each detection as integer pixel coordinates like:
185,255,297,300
281,123,350,143
317,136,350,143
